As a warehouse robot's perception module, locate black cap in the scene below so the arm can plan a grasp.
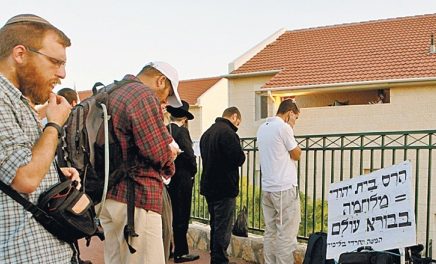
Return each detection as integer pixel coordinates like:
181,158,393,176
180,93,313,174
166,100,194,120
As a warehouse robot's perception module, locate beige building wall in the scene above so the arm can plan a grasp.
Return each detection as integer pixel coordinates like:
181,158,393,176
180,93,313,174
228,75,275,138
229,80,436,137
188,106,202,141
295,85,436,136
190,78,229,141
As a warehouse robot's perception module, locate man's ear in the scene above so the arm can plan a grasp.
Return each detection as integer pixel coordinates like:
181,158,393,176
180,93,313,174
12,45,27,64
285,111,291,123
157,75,167,89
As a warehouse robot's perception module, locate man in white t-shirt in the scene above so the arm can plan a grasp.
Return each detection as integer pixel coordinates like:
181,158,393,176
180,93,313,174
256,99,302,264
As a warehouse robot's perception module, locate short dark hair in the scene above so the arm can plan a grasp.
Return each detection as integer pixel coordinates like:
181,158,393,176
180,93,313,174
137,65,171,88
0,15,71,59
222,106,241,119
57,88,78,105
276,99,299,115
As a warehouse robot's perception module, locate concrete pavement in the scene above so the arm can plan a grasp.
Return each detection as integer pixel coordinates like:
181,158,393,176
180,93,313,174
78,237,253,264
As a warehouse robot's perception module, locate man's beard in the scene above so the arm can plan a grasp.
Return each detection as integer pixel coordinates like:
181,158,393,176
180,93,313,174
16,60,57,105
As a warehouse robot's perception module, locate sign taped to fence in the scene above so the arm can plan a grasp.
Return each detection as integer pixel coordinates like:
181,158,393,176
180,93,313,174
326,160,416,259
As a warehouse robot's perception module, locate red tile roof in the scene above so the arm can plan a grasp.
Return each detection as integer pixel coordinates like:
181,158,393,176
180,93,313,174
76,77,222,105
178,77,222,105
231,14,436,88
78,90,92,101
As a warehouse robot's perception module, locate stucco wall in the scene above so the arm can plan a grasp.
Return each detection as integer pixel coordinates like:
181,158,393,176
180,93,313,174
228,76,275,138
192,78,229,140
187,107,202,141
229,79,436,137
295,85,436,136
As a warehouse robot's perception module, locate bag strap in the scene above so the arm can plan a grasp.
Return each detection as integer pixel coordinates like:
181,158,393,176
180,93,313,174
123,175,138,254
54,160,68,182
0,160,66,210
0,179,57,230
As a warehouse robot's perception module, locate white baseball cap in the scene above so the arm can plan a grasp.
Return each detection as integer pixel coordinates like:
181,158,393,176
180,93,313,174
145,61,182,107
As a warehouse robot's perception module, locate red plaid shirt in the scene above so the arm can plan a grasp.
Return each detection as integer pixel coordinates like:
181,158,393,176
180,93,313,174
106,74,175,214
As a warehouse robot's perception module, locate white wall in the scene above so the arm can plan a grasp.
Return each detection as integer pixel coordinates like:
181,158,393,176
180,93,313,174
191,78,229,141
188,106,202,141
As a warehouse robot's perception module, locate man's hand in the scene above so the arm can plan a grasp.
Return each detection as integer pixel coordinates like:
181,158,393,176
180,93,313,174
169,140,182,161
170,145,180,161
46,93,72,126
60,167,81,189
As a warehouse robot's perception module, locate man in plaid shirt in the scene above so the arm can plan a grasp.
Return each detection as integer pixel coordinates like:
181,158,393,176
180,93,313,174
0,14,81,263
98,61,182,264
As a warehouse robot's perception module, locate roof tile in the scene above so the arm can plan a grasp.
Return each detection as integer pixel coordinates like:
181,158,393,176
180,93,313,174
177,77,222,105
231,14,436,88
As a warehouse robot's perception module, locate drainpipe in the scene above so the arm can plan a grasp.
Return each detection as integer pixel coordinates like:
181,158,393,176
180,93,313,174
267,90,275,102
430,34,436,54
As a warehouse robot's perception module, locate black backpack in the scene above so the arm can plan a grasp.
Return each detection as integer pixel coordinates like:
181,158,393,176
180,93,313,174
303,232,334,264
338,247,399,264
60,79,140,253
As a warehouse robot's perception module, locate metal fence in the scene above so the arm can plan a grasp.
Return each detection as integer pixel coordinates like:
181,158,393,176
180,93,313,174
191,130,436,257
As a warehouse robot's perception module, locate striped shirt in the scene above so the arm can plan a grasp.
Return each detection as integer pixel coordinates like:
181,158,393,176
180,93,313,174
107,74,175,214
0,75,73,263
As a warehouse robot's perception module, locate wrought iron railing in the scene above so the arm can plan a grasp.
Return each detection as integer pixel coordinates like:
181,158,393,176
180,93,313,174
191,130,436,257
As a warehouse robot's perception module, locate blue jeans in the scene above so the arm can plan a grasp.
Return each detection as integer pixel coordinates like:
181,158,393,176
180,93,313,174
207,197,236,264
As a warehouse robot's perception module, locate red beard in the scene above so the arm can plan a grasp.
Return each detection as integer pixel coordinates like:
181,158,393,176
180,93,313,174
16,59,57,105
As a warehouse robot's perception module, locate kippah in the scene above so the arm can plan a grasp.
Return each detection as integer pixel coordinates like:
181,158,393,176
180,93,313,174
4,14,52,26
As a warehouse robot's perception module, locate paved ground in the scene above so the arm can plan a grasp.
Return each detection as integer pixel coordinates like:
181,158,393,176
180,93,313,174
78,237,252,264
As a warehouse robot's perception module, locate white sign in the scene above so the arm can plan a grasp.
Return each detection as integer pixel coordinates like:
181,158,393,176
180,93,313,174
326,161,416,259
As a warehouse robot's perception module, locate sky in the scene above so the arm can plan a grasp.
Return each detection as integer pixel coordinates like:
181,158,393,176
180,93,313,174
3,0,436,91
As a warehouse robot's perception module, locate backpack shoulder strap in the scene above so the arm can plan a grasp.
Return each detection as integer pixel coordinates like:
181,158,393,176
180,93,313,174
123,174,138,253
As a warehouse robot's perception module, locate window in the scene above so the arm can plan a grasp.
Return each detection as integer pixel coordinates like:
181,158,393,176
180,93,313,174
289,88,390,109
256,94,269,120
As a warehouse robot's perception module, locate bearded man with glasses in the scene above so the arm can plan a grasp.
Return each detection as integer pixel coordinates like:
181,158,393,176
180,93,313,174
0,14,81,263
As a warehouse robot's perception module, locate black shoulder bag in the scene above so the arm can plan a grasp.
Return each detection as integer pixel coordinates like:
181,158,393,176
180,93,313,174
0,163,98,243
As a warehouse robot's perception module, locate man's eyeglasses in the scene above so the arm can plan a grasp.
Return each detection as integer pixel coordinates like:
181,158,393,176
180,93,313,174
26,47,66,68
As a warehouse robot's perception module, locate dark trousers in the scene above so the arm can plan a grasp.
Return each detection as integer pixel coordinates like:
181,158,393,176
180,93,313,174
207,197,235,264
162,186,173,263
168,177,194,257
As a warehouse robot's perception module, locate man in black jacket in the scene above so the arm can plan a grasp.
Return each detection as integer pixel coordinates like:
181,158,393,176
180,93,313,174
200,107,246,264
166,100,199,263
